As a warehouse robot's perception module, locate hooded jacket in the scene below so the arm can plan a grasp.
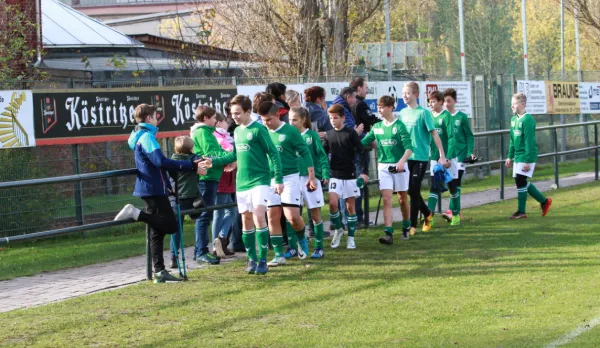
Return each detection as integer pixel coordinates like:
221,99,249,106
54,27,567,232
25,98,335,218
128,123,195,197
305,102,332,132
190,123,230,182
332,95,356,129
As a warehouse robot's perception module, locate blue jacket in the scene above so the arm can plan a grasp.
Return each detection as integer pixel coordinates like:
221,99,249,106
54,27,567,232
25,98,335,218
305,102,332,132
432,163,453,193
332,95,356,129
128,123,195,197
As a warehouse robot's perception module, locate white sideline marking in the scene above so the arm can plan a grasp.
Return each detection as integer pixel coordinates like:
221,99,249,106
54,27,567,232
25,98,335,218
545,316,600,348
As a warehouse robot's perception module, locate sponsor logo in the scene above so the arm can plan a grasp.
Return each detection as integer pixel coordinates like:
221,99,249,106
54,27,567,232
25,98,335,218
513,130,522,136
518,122,523,128
279,134,286,142
436,128,444,135
374,128,384,135
511,121,516,127
306,137,312,145
455,120,461,126
276,145,283,152
380,139,397,146
317,200,321,203
237,144,250,151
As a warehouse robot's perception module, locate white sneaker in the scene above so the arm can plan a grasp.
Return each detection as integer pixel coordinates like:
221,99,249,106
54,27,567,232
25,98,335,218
331,228,344,249
267,256,286,267
115,204,141,221
347,236,356,249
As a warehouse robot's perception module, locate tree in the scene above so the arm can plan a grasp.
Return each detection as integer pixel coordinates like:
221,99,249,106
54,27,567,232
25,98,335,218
212,0,382,76
0,0,45,85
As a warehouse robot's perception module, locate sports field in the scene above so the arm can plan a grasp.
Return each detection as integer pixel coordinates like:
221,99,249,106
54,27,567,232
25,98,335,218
1,182,599,347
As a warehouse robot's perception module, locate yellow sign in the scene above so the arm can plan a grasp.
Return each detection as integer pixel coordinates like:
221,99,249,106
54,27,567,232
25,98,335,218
545,81,580,114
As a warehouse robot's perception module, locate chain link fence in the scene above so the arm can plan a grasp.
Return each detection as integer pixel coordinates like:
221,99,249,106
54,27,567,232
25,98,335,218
1,73,599,238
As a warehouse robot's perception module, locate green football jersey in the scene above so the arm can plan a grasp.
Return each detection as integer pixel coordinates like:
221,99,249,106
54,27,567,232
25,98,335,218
430,110,452,161
298,129,330,180
399,106,435,161
362,118,413,163
268,123,311,177
507,113,538,163
446,111,474,162
212,120,283,191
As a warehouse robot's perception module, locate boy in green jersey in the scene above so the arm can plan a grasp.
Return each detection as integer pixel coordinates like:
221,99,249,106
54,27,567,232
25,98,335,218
505,93,552,219
399,82,448,236
426,91,453,230
362,95,413,244
439,88,475,226
289,106,330,258
203,95,283,275
257,101,317,267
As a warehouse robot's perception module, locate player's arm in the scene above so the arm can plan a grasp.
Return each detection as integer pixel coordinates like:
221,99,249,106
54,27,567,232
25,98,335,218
523,117,537,163
506,120,515,167
258,127,283,184
463,114,475,158
397,122,413,172
351,130,369,177
425,111,447,164
360,128,376,147
314,134,330,181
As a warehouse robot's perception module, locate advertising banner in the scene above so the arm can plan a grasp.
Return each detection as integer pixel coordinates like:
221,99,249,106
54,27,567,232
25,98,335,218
516,80,548,114
419,81,473,118
579,82,600,114
545,81,580,114
0,90,35,149
32,87,237,145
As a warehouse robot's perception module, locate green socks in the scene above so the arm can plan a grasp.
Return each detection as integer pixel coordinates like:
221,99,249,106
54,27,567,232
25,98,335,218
330,211,342,230
427,192,439,213
256,226,269,261
242,229,257,262
450,187,461,215
314,221,324,249
527,183,546,204
347,214,358,237
384,226,393,236
517,185,528,213
296,226,306,243
271,235,285,257
286,221,298,250
402,220,411,230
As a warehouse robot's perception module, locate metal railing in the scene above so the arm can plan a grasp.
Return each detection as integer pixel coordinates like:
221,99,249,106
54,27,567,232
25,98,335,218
0,121,599,277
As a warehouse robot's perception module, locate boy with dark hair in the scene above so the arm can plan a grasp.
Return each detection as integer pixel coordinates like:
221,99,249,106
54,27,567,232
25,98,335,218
257,101,316,267
425,90,453,230
115,104,207,283
324,104,369,250
203,95,283,275
506,93,552,219
362,95,413,244
441,88,475,226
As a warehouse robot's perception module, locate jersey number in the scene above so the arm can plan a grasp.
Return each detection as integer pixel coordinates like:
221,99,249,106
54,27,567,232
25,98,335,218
330,182,337,190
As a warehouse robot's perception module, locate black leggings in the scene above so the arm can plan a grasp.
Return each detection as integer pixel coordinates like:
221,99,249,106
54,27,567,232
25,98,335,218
408,160,430,228
515,173,528,188
140,196,178,273
448,170,465,193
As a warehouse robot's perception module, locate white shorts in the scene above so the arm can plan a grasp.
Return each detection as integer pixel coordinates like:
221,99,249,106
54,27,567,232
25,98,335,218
430,159,464,179
329,178,361,200
378,163,410,192
513,162,536,178
236,185,270,214
267,174,302,207
300,175,325,209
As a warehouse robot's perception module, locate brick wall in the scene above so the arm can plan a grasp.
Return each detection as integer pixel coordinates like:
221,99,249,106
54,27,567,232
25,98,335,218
1,0,42,76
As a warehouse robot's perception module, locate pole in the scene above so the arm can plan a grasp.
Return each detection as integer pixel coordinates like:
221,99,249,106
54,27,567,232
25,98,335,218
559,0,567,160
146,225,153,280
575,7,589,148
384,0,392,81
458,0,466,81
521,0,528,79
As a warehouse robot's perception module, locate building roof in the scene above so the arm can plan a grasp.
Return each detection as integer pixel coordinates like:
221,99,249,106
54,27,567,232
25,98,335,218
43,56,258,71
42,0,143,48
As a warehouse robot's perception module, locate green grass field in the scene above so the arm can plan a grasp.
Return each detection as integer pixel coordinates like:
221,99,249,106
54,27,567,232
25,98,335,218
1,182,599,347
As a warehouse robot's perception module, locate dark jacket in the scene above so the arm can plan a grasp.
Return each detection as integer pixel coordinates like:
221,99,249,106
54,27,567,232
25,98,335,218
128,123,195,197
332,95,355,129
352,95,381,149
305,102,332,132
275,99,289,124
168,153,201,199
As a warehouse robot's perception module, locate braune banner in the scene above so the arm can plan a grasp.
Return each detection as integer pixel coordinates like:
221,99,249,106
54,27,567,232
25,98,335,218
32,86,237,145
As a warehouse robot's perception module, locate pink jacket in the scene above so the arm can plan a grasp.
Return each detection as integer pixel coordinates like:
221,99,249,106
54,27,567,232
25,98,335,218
214,128,236,194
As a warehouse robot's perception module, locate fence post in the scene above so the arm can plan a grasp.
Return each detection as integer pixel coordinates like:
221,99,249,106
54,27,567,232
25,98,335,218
72,144,85,229
146,224,153,280
553,127,560,188
158,76,165,87
363,183,370,229
595,124,599,181
497,74,505,200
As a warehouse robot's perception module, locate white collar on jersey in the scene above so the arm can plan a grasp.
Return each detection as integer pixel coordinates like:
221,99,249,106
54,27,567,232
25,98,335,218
269,123,285,132
383,118,397,127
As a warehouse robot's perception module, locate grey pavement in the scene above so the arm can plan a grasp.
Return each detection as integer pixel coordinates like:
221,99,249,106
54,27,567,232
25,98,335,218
0,172,596,314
